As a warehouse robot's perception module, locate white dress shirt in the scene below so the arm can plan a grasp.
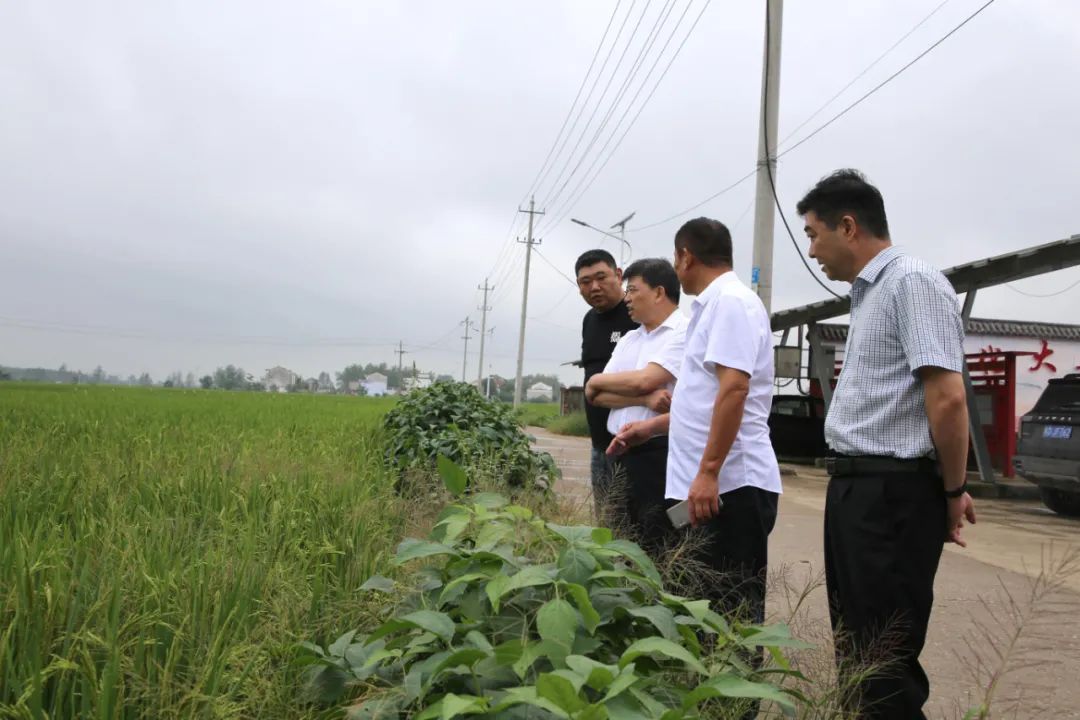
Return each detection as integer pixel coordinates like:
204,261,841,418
603,309,688,435
666,271,782,499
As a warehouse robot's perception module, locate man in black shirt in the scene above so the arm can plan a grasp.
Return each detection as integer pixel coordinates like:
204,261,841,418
576,249,639,514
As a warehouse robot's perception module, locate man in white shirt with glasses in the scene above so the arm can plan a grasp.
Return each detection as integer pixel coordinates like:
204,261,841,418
586,258,687,559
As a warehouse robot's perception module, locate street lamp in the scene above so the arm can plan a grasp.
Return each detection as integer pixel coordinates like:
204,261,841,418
571,212,635,267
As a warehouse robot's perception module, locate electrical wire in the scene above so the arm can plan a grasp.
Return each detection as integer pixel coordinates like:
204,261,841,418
776,0,997,160
519,0,625,204
533,248,579,286
633,0,998,232
539,0,713,235
533,0,645,204
776,0,954,149
538,0,675,214
1003,276,1080,298
762,4,844,301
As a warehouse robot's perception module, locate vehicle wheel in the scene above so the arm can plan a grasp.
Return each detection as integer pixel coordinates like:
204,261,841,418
1039,487,1080,517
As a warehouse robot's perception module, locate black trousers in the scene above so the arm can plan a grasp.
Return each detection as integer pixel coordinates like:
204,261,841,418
610,437,669,561
670,485,779,625
824,471,946,719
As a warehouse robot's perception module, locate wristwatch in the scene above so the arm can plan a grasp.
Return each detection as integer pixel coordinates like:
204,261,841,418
944,481,968,499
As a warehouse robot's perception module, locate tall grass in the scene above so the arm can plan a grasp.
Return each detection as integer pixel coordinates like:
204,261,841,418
0,384,403,718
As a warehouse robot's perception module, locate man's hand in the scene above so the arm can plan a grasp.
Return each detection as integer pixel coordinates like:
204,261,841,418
606,420,652,457
585,378,599,403
687,470,720,526
946,493,977,547
645,389,672,413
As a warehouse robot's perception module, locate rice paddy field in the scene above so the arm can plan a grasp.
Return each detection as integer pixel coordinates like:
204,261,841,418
0,383,404,718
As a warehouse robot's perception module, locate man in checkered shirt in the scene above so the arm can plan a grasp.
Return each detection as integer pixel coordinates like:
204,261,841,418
796,170,977,719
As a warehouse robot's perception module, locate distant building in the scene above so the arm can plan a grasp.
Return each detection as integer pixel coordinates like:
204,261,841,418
402,373,435,393
526,382,554,402
362,372,389,397
264,366,297,393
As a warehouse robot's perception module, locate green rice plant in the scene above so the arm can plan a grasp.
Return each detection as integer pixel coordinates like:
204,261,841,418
0,384,404,718
546,411,590,438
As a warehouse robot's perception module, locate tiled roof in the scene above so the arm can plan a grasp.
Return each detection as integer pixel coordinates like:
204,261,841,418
816,317,1080,343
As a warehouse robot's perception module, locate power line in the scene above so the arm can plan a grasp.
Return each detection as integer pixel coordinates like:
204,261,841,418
539,0,713,235
533,0,647,206
533,247,579,286
633,0,997,232
519,0,626,204
1003,276,1080,298
537,0,673,213
776,0,954,149
777,0,997,160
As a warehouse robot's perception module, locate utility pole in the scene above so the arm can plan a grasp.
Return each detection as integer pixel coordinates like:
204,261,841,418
750,0,784,315
460,317,475,383
514,196,544,408
394,340,408,390
476,278,493,386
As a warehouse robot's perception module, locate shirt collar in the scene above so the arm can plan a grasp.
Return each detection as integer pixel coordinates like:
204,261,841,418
855,245,902,285
642,308,686,335
690,270,738,310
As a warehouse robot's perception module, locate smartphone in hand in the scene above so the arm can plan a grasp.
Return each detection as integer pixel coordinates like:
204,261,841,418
665,496,724,529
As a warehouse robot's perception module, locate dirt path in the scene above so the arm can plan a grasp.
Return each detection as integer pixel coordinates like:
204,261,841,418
529,426,1080,719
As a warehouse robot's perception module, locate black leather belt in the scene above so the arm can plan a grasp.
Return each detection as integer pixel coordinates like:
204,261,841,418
826,455,938,477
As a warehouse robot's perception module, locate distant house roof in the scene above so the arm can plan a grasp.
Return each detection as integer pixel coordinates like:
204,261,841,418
817,317,1080,344
529,382,552,391
364,373,388,383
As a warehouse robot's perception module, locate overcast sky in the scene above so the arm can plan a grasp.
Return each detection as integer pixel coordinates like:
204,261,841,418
2,0,1079,385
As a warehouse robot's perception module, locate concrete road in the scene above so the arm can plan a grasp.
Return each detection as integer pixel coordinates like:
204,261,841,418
529,427,1080,719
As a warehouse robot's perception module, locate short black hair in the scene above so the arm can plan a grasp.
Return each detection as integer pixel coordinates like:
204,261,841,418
674,217,732,267
795,169,890,238
574,249,617,275
624,258,681,303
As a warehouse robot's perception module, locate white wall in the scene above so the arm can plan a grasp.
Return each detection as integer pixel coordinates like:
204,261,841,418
966,334,1080,424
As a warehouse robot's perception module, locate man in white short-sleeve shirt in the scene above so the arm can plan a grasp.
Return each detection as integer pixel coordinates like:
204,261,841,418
586,259,687,558
611,218,781,626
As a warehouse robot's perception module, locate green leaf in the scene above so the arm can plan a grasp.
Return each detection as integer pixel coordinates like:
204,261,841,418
557,547,598,585
627,606,680,642
590,527,613,544
395,538,457,564
471,492,508,509
577,704,610,720
485,574,511,612
440,692,488,719
536,672,587,713
439,573,490,605
346,693,404,719
433,513,471,544
328,630,357,657
684,673,795,714
359,575,396,593
602,666,642,703
537,598,579,650
302,664,348,705
512,640,564,679
430,648,490,684
566,655,618,691
562,583,601,635
737,623,814,650
619,637,707,675
548,524,596,545
503,565,554,595
437,455,468,496
599,539,662,585
400,610,456,643
494,686,571,718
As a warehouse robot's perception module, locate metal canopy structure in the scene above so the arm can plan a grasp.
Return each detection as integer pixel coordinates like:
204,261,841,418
769,233,1080,484
770,234,1080,332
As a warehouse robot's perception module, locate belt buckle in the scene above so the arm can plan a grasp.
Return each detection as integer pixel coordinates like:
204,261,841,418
825,457,837,475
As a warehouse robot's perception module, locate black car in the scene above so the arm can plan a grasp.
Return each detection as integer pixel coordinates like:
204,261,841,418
1014,373,1080,517
768,394,827,461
